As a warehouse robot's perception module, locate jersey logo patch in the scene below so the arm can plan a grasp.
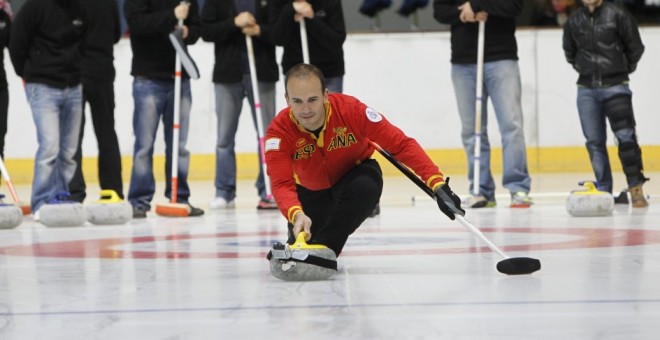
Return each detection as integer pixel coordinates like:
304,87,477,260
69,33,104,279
296,138,307,147
366,107,382,123
265,138,281,152
328,126,357,151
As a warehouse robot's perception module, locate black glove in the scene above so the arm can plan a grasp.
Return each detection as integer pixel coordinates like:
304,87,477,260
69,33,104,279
433,177,465,220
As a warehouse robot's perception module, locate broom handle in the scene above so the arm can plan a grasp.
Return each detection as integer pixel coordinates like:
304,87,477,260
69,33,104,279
0,154,20,203
300,19,310,64
246,35,273,199
473,20,485,196
170,18,184,204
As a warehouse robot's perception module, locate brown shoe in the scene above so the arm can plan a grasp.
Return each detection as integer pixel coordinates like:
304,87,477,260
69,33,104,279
629,184,649,208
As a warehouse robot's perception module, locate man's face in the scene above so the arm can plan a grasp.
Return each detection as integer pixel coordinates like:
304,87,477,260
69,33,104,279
285,76,328,131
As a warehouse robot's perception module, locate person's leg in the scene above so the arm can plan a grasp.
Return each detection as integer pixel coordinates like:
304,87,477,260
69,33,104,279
86,79,123,198
601,84,648,207
0,86,9,176
58,85,84,195
26,84,63,212
290,160,383,256
451,63,495,202
325,76,343,94
68,85,87,203
245,76,277,202
484,60,532,199
212,82,243,204
127,78,164,211
576,87,611,192
162,79,193,205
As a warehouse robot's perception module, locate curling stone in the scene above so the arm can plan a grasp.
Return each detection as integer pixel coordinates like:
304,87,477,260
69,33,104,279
566,181,614,217
86,190,132,225
39,192,87,227
268,232,337,281
0,195,22,229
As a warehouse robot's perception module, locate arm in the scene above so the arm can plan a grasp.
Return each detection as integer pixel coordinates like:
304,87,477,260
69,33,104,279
112,0,122,43
562,18,577,67
355,103,464,219
469,0,522,17
263,129,305,225
8,2,36,78
200,0,240,43
183,0,202,45
304,0,346,47
433,0,462,25
354,103,446,190
124,0,178,36
268,0,297,46
618,11,644,73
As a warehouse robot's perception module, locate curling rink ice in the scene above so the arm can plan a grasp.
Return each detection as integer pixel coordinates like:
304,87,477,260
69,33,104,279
1,173,659,340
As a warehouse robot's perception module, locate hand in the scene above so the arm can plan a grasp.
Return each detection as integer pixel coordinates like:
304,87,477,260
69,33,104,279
433,178,465,220
234,12,256,28
181,25,189,39
292,211,312,241
293,1,314,19
242,25,261,37
475,11,488,22
174,2,190,21
458,2,476,23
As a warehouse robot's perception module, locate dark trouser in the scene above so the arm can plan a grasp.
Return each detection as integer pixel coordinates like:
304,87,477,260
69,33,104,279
0,86,7,161
69,79,123,202
287,159,383,256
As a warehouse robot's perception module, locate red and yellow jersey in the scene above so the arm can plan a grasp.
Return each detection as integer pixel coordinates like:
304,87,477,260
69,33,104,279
264,93,445,223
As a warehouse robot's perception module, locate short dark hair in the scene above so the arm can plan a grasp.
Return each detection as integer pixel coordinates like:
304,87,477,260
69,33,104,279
284,63,326,94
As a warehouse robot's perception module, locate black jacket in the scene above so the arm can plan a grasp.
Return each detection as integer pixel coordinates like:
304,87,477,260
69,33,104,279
9,0,87,88
433,0,522,64
0,9,10,88
201,0,279,83
269,0,346,78
124,0,202,80
563,2,644,87
82,0,121,81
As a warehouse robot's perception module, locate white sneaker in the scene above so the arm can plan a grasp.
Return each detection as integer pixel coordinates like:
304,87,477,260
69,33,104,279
33,210,40,222
209,197,235,210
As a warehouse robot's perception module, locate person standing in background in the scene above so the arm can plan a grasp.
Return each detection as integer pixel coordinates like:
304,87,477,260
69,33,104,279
269,0,346,93
563,0,648,207
433,0,533,209
201,0,280,210
124,0,204,218
69,0,124,203
9,0,87,217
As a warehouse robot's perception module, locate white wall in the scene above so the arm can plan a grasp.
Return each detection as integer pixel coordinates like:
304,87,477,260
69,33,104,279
5,27,659,159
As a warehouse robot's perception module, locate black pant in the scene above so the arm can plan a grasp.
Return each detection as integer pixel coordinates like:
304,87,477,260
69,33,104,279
0,86,7,161
69,79,123,202
287,159,383,256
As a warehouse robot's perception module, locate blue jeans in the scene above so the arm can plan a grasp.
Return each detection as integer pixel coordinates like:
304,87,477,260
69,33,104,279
577,84,641,193
214,76,276,201
26,83,83,212
128,77,192,209
451,60,531,200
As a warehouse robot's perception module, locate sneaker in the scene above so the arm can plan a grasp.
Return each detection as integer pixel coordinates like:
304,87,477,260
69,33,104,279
209,197,235,210
510,192,533,208
133,205,148,219
369,203,381,217
187,203,205,217
462,195,496,208
33,210,40,222
257,198,278,210
629,184,648,208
